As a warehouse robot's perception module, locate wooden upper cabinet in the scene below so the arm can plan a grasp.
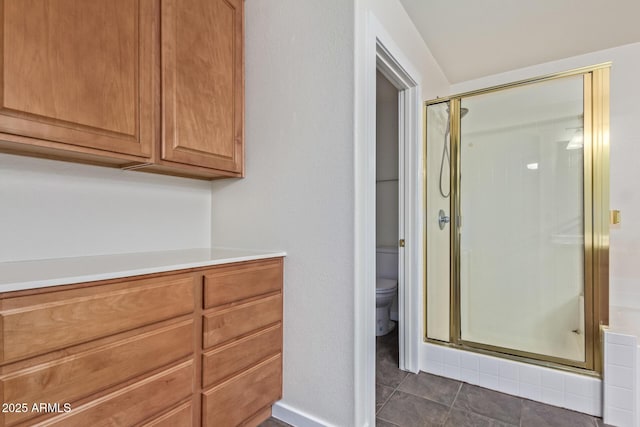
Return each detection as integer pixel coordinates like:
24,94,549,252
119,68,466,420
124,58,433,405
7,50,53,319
0,0,154,158
161,0,244,175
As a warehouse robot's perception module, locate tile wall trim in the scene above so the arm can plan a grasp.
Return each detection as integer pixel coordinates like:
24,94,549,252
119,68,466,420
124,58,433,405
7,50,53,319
603,330,639,427
420,343,602,416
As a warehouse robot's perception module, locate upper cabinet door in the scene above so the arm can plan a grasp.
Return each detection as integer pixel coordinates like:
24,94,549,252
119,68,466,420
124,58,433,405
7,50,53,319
0,0,154,158
161,0,244,174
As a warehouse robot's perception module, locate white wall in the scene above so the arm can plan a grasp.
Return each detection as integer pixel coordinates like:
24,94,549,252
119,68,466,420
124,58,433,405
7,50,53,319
210,1,448,425
376,71,399,248
356,0,449,345
450,42,640,319
357,0,449,101
0,153,211,262
210,1,355,425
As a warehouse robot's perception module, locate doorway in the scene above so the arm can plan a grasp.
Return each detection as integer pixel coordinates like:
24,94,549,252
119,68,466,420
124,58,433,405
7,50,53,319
375,69,402,391
354,20,424,424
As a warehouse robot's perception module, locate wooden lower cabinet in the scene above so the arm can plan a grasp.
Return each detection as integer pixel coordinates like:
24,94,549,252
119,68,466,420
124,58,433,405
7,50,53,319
40,361,194,427
142,401,193,427
1,319,193,426
202,324,282,388
202,355,282,427
0,257,283,427
200,258,283,426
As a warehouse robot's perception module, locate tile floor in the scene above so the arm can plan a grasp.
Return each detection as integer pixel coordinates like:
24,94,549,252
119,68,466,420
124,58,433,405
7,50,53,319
259,418,292,427
260,324,613,426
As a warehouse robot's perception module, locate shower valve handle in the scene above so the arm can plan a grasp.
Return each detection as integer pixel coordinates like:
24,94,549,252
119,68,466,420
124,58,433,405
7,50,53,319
438,209,450,230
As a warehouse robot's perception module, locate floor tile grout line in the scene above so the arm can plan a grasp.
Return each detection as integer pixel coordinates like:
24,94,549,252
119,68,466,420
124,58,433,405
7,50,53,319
376,412,402,427
450,381,463,407
518,395,523,427
376,384,396,415
395,370,410,388
442,382,463,425
387,386,458,410
376,337,406,416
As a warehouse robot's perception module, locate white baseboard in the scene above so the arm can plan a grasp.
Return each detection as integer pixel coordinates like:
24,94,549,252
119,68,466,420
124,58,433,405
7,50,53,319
272,401,334,427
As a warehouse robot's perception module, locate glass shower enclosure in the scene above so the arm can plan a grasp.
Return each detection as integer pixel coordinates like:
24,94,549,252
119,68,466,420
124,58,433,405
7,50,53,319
425,65,610,371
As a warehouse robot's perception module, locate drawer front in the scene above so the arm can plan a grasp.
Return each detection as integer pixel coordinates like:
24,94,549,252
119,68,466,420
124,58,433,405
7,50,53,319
203,259,282,309
202,323,281,388
1,320,193,426
40,360,193,427
142,401,192,427
202,354,282,427
203,294,281,349
0,275,195,362
242,406,272,427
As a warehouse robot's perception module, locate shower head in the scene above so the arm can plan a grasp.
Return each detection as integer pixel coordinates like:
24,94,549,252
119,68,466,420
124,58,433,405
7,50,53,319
445,106,469,119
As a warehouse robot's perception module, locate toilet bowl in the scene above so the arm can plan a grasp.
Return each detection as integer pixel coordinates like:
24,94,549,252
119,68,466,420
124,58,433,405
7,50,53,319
376,278,397,336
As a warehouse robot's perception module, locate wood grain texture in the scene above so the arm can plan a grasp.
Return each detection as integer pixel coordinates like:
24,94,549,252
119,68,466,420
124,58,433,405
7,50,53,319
203,293,282,349
133,162,242,180
0,0,155,157
202,354,281,427
203,259,283,309
0,320,193,426
0,275,194,363
0,134,152,167
37,360,193,427
202,323,281,388
141,401,192,427
161,0,244,172
0,258,284,427
191,269,205,427
242,406,272,427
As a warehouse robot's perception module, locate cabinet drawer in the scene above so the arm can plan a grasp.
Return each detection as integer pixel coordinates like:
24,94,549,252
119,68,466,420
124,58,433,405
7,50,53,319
202,354,282,427
1,319,193,426
203,323,281,388
203,294,281,349
0,275,195,362
40,360,193,427
203,259,282,309
242,406,272,427
142,401,192,427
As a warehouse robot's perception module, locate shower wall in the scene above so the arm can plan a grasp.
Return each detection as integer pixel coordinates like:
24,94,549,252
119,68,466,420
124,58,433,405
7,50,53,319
459,76,586,362
461,120,584,360
426,73,591,365
425,102,450,341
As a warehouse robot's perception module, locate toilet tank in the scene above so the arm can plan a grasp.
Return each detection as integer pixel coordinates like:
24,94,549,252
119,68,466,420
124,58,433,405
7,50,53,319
376,246,398,279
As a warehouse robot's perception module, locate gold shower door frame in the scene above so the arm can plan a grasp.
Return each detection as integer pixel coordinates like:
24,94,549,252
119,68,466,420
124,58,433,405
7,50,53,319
424,64,610,374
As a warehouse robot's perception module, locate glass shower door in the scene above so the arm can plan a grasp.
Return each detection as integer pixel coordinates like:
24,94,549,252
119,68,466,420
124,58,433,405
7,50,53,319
458,75,587,364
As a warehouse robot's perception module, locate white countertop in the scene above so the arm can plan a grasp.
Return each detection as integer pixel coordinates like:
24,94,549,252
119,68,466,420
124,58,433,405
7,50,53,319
0,248,286,293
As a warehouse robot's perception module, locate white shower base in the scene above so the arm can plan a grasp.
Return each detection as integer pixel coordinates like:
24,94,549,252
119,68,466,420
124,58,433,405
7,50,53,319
420,343,602,416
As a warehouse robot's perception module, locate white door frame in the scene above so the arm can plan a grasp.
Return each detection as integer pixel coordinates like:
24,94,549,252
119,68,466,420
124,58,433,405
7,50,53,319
354,12,424,426
376,43,419,374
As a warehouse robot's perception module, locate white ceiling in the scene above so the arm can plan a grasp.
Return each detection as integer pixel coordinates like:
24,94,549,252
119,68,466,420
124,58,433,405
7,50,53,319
398,0,640,83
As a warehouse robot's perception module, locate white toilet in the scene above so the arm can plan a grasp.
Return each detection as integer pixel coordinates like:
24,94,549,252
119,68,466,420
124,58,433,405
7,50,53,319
376,246,398,336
